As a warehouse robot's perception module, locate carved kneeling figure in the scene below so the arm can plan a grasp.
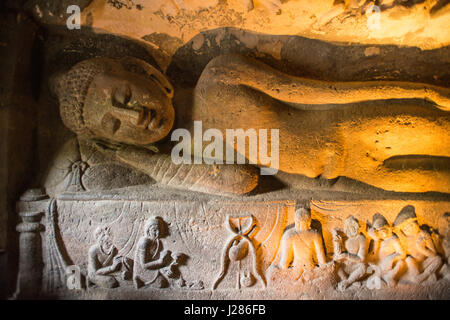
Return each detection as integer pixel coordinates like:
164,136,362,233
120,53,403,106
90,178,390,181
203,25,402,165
133,217,172,288
133,217,202,289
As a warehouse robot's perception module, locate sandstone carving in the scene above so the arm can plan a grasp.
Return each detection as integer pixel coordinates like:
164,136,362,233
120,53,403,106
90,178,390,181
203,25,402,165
15,194,45,298
134,216,203,289
193,54,450,194
332,216,367,291
13,189,450,299
87,226,132,288
213,215,265,289
49,54,450,196
4,0,450,303
270,207,327,284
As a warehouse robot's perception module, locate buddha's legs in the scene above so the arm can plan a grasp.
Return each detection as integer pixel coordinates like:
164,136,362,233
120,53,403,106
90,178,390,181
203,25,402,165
195,57,450,192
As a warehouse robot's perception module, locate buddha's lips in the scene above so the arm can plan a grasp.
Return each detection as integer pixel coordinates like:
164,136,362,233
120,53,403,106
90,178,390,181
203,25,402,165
137,107,158,130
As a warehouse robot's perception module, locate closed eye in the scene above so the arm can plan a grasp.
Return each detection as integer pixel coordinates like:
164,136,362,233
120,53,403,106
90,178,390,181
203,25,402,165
112,84,132,107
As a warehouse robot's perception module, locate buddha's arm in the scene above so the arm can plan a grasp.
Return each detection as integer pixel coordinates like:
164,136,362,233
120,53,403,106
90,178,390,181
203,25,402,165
115,145,258,196
204,54,450,111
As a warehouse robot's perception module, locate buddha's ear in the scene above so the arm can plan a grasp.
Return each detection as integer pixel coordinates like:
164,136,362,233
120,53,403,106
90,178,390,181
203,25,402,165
119,56,174,99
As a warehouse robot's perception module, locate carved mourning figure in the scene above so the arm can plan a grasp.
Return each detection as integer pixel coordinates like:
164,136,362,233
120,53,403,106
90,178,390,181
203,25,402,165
366,213,405,289
49,57,258,196
276,207,327,281
394,205,443,284
133,217,172,288
87,226,132,288
332,216,367,290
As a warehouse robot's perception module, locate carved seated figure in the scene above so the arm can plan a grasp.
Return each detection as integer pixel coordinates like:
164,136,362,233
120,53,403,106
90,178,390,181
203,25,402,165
332,216,367,291
87,226,131,289
133,217,172,289
366,213,405,289
276,207,327,282
394,205,443,284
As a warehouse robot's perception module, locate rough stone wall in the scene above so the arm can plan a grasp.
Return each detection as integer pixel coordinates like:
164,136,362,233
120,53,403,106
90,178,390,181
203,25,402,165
0,9,40,299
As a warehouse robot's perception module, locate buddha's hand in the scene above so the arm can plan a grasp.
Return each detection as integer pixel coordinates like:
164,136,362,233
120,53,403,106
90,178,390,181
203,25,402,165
115,145,259,196
91,139,127,158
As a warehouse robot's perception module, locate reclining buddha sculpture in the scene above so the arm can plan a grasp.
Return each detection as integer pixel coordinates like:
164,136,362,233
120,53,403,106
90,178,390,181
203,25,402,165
47,54,450,195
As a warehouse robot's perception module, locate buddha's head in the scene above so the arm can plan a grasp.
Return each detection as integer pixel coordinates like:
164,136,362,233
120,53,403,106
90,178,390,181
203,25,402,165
372,213,392,239
394,205,420,236
344,216,359,238
50,57,175,146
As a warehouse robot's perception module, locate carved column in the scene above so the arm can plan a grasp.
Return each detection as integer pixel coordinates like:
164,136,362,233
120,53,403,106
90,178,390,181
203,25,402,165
15,189,47,298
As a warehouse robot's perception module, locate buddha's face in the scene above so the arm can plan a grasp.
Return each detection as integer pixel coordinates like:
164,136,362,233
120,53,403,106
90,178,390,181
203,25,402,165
83,68,175,146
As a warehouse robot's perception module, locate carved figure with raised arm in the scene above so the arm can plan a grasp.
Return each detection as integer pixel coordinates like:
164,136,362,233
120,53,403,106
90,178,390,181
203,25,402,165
332,216,367,290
